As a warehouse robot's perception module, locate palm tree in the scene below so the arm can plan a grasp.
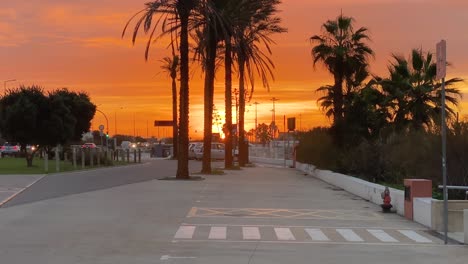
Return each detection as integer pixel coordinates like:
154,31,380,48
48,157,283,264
234,0,286,166
310,13,373,144
191,0,232,174
160,55,179,158
123,0,200,179
381,49,462,131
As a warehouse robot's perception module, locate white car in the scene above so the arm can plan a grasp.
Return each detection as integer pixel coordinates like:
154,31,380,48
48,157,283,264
194,143,225,160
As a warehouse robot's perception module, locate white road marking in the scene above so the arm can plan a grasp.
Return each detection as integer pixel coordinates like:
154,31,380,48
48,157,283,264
274,228,296,240
174,226,196,239
336,229,364,242
398,230,432,243
243,227,261,240
367,229,399,242
305,228,330,241
160,255,197,260
209,226,227,240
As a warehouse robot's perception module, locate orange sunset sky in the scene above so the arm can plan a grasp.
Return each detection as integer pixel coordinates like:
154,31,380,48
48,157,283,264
1,0,468,139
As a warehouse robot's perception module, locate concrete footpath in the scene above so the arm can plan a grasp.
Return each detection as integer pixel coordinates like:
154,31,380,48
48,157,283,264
0,160,466,264
0,174,45,206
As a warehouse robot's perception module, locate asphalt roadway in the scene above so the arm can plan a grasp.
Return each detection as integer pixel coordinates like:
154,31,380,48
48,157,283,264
0,159,466,264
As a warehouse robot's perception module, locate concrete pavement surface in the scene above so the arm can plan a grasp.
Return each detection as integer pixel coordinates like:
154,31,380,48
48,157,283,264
0,159,466,264
0,174,45,206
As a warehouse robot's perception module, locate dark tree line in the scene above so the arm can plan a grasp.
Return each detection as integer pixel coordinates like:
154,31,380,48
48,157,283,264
0,85,96,166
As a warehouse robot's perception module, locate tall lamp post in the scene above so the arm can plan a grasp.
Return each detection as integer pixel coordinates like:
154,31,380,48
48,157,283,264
96,109,109,147
3,79,16,95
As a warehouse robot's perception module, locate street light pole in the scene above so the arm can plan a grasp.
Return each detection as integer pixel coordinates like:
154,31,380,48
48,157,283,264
96,109,109,147
3,79,16,95
271,97,279,138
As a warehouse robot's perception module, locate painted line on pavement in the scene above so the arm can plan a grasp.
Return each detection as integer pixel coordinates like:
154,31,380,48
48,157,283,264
367,229,399,243
0,174,47,208
274,228,296,241
208,227,227,240
336,229,364,242
181,223,427,230
398,230,433,243
172,239,454,247
243,227,261,240
305,228,330,241
174,226,196,239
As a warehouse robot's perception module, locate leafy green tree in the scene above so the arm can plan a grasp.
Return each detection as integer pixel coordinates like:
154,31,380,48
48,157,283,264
160,55,180,158
0,86,95,166
310,14,373,144
255,123,272,146
123,0,200,179
0,86,48,162
49,89,96,142
380,49,462,131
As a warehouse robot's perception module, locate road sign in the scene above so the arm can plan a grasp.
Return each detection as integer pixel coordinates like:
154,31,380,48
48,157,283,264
99,124,104,131
154,120,174,127
436,40,446,80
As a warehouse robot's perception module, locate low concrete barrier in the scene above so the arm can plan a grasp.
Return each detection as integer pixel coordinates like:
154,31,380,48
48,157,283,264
296,162,405,216
413,198,432,228
249,156,293,167
431,200,468,232
464,209,468,245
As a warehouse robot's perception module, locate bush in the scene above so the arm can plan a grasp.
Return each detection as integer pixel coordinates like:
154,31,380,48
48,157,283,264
296,127,340,171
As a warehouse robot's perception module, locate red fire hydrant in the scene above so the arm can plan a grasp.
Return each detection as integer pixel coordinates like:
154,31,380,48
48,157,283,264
381,187,393,213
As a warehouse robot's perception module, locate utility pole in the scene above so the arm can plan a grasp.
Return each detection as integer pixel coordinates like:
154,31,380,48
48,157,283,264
133,113,136,138
253,102,259,143
271,97,279,138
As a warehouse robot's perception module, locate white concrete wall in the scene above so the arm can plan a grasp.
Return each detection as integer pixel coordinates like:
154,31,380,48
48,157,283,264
413,198,432,228
296,162,405,216
464,209,468,245
249,156,293,167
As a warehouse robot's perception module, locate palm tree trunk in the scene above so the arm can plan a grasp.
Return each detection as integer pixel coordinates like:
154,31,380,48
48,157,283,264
201,30,217,174
224,39,233,168
333,73,344,146
176,9,190,179
172,77,178,158
238,57,247,166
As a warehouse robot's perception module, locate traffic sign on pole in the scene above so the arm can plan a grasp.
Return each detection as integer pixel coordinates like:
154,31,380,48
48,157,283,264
437,39,448,245
436,40,446,80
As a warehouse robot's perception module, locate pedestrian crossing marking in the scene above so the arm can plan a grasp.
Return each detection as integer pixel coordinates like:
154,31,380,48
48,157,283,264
208,227,227,240
305,228,330,241
174,226,195,239
336,229,364,242
172,225,440,245
398,230,432,243
368,229,399,242
274,228,296,241
243,227,261,240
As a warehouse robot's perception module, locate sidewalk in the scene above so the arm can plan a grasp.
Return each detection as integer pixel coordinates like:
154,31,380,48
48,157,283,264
0,174,45,206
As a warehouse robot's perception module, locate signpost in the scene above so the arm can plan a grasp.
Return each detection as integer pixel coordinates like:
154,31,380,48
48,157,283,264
436,39,448,245
99,124,104,147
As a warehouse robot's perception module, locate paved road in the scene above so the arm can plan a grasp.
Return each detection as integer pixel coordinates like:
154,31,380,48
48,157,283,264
0,160,466,264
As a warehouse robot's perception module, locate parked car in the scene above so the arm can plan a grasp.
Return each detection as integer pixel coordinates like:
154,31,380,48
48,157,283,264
0,142,21,157
81,143,97,149
189,142,202,160
194,143,225,160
